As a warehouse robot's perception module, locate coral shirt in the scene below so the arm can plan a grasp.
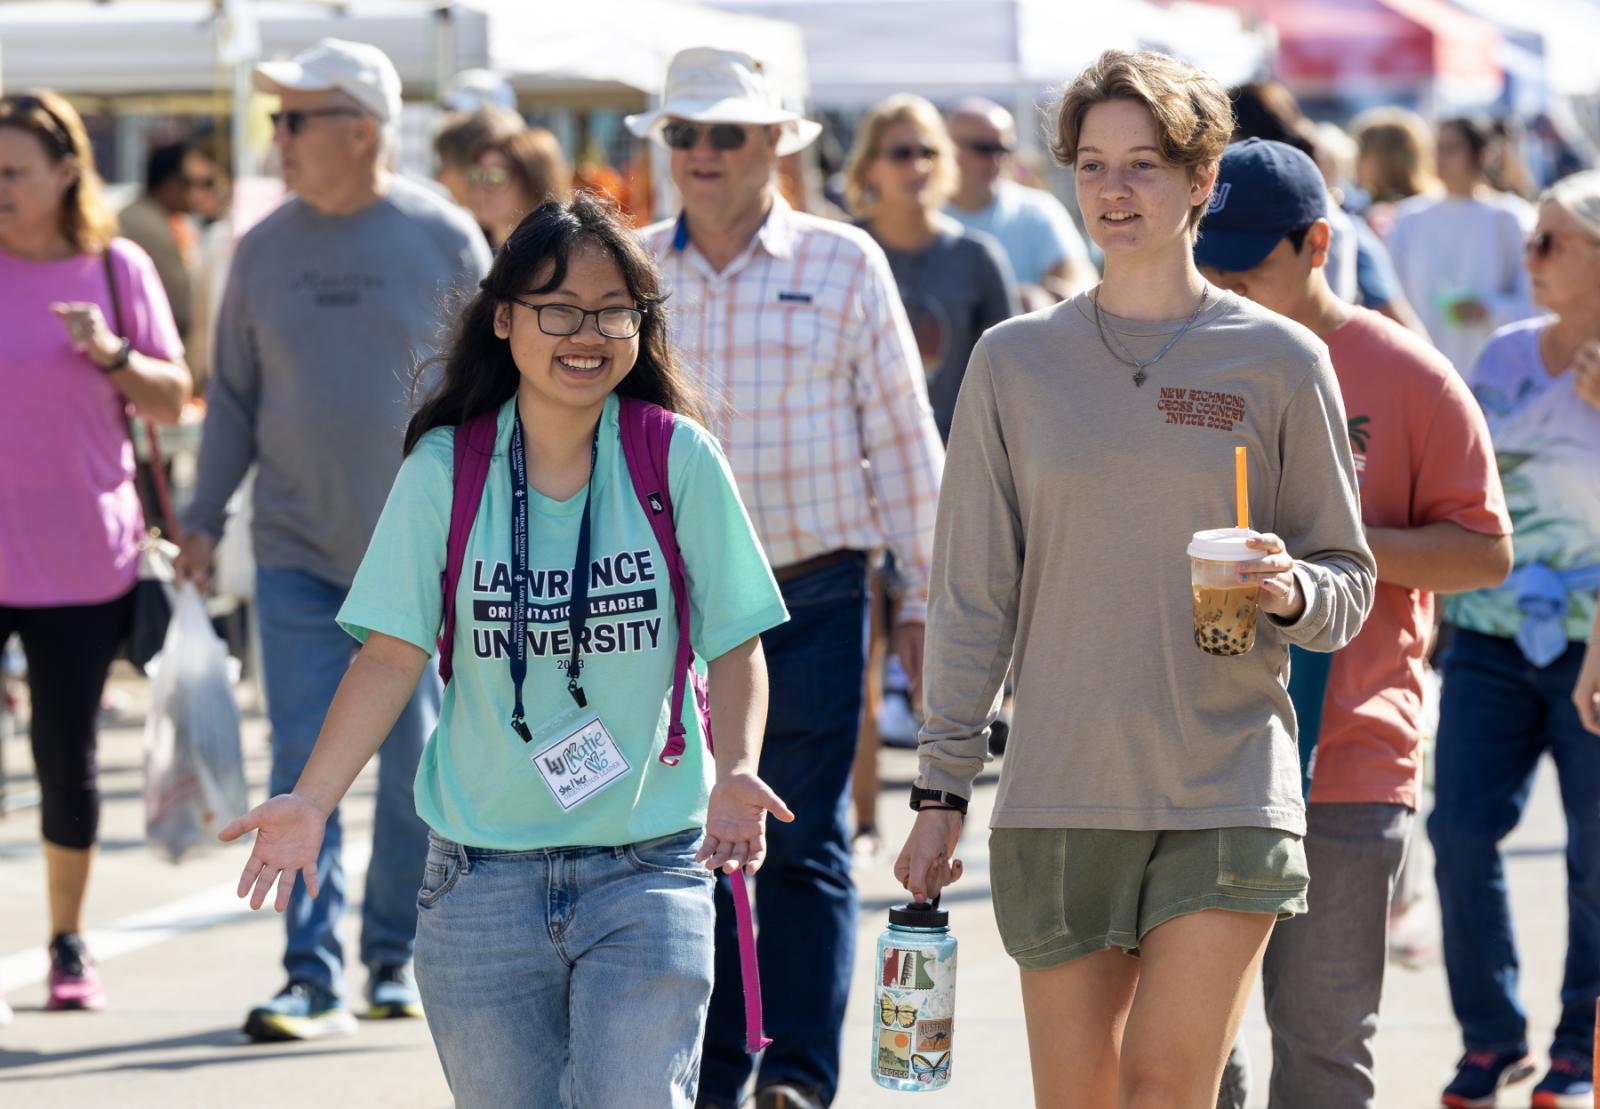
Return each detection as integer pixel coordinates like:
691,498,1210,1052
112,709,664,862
1309,308,1510,808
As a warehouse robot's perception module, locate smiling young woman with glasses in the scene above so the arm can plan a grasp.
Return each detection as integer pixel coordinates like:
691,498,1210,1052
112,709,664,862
223,194,793,1107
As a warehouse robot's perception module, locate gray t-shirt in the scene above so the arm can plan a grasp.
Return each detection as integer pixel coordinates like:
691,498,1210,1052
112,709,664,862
184,177,492,588
915,290,1375,835
871,226,1020,440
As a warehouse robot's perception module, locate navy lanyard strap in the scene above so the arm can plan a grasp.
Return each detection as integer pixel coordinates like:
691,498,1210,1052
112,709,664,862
508,411,598,743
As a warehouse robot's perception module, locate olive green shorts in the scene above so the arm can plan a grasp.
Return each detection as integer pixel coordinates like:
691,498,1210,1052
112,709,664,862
988,826,1309,971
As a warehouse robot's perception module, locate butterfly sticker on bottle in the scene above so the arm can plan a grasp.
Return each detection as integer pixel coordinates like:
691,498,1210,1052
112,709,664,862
879,993,918,1029
911,1051,951,1084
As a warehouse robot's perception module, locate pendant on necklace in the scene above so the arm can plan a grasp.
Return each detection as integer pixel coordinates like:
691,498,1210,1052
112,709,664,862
1132,368,1148,388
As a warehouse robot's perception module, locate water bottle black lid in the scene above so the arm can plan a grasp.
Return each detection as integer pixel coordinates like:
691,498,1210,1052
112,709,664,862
890,898,948,927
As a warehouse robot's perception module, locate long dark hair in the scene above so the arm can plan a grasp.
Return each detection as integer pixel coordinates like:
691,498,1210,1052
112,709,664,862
404,192,702,455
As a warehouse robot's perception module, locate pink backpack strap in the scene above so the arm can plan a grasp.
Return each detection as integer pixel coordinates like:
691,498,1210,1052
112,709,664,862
617,395,699,764
439,409,499,684
617,395,771,1053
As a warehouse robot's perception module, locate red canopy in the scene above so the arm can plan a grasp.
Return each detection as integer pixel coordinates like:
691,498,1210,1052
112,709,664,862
1203,0,1501,89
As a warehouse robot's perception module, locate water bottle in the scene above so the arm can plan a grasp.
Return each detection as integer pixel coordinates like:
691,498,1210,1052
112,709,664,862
871,899,956,1091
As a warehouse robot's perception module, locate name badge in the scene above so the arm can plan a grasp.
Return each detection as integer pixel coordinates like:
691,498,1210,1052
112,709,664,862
530,713,631,811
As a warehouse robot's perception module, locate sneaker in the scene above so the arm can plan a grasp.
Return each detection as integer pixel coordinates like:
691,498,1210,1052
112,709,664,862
46,933,106,1011
876,692,919,749
1532,1053,1594,1108
851,826,883,866
243,980,357,1042
1441,1049,1537,1107
364,963,422,1020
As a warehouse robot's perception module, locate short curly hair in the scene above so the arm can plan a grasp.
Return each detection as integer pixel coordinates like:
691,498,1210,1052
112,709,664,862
1050,50,1234,230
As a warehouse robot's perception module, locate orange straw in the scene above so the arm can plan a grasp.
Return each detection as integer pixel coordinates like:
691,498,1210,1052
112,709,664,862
1235,445,1249,530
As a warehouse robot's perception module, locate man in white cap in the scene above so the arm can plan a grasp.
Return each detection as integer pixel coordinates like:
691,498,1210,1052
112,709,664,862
176,37,491,1041
629,47,944,1109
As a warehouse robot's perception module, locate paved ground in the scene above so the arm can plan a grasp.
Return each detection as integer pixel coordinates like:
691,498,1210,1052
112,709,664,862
0,666,1578,1108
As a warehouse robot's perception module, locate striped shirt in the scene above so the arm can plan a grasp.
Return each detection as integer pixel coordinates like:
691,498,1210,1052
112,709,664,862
641,196,944,620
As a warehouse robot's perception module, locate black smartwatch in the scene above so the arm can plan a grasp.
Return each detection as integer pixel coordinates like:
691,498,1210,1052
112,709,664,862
908,785,968,815
102,337,132,372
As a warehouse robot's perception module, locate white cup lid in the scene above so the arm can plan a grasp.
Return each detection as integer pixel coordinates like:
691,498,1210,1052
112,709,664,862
1187,528,1259,562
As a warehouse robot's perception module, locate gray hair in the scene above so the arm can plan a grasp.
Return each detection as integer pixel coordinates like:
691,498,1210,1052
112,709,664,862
1543,169,1600,240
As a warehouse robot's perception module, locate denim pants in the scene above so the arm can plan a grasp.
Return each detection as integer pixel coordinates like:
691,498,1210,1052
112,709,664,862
1216,802,1412,1109
1428,628,1600,1058
699,554,868,1106
413,828,717,1108
256,566,437,994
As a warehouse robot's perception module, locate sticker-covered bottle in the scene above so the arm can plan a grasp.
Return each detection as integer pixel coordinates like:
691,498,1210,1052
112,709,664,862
871,899,956,1091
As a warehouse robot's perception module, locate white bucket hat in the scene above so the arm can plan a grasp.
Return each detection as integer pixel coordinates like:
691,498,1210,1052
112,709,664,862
625,47,821,157
255,38,403,124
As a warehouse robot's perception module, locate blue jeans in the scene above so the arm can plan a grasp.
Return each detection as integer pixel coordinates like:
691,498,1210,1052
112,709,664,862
256,566,437,995
413,828,717,1108
699,554,868,1106
1428,628,1600,1058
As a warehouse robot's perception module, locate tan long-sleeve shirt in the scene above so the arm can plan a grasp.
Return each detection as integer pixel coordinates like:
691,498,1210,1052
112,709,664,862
915,291,1376,836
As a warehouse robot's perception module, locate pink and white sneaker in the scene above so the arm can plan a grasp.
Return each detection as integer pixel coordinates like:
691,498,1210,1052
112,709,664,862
46,934,106,1011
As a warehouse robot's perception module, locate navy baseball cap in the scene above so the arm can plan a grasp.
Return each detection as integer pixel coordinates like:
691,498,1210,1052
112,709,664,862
1194,138,1328,273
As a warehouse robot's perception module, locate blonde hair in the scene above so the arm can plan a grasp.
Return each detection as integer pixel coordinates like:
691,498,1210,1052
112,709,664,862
1050,50,1233,230
0,89,117,254
1544,170,1600,241
1353,108,1437,202
843,94,957,217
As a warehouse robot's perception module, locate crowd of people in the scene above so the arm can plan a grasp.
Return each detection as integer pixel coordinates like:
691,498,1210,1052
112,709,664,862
2,28,1599,1109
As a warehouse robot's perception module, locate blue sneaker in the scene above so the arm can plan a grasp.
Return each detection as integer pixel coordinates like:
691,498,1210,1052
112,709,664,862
1441,1049,1537,1107
365,963,422,1020
1532,1053,1594,1108
243,980,356,1042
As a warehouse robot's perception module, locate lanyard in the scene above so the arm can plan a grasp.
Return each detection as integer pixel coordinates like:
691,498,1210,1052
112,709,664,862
508,411,598,743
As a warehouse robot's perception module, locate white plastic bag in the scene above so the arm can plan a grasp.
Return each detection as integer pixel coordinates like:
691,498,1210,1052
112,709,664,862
144,583,248,862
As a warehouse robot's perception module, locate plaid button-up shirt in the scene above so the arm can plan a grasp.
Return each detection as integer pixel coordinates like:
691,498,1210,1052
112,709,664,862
641,197,944,620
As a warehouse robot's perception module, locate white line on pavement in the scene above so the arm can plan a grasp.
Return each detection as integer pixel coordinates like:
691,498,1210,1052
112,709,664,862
0,840,372,992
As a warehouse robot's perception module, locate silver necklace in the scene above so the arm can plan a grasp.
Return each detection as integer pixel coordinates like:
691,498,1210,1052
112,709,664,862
1092,286,1211,387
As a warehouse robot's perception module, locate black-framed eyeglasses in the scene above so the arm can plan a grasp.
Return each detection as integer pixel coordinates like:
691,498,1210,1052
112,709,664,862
509,299,646,339
662,121,750,151
882,144,938,164
270,107,365,136
957,138,1013,158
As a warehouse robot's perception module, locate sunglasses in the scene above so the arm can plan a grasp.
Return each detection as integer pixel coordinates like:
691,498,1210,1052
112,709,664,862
508,299,646,340
661,122,750,151
270,107,365,136
1525,230,1600,259
467,165,512,191
3,94,75,157
882,144,938,164
957,138,1013,158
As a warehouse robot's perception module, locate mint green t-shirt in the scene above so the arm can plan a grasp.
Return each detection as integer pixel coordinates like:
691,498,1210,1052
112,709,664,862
337,394,788,850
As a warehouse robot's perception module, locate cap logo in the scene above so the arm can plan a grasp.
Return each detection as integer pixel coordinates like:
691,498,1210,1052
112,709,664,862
1206,182,1231,215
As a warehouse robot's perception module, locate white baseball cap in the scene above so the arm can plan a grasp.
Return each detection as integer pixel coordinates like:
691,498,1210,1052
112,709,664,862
255,38,403,124
441,69,517,114
625,47,820,157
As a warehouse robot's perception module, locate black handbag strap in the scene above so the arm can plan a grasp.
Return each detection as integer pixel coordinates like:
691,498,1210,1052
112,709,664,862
103,250,179,539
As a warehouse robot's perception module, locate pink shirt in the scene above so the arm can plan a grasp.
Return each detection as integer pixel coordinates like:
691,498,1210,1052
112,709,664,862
0,238,182,606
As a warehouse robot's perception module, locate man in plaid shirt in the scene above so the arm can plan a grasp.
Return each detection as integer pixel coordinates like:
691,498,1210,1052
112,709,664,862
630,48,944,1109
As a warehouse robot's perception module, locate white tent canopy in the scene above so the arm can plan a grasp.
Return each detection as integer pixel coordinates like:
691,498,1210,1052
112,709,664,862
1446,0,1600,102
697,0,1272,110
0,0,809,108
